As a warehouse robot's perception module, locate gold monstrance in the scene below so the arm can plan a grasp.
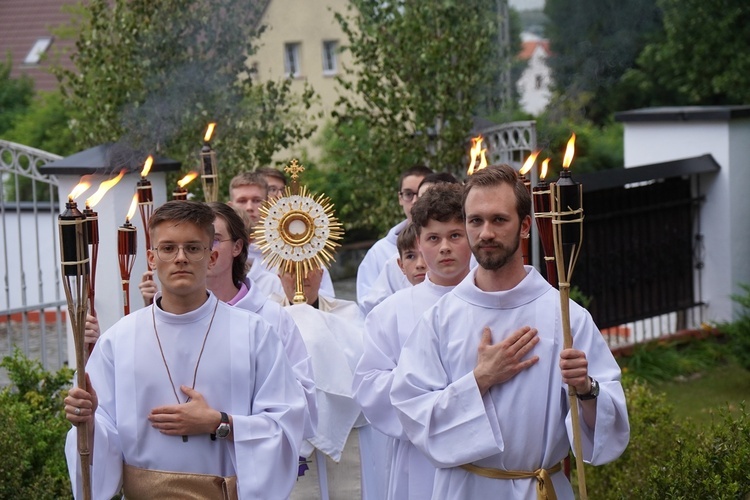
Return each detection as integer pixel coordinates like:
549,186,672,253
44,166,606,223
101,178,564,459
252,159,343,304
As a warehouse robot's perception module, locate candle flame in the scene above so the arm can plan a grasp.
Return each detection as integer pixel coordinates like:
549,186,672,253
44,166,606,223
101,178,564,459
562,133,576,170
86,169,126,208
519,150,540,176
177,171,199,188
204,123,216,142
125,193,138,223
140,155,154,177
467,135,488,176
540,158,550,180
68,181,91,201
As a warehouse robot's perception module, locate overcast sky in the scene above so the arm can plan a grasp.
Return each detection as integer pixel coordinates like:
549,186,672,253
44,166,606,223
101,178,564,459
509,0,545,10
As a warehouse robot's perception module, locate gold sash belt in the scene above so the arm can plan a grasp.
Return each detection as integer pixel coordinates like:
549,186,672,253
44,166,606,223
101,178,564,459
460,461,562,500
123,463,238,500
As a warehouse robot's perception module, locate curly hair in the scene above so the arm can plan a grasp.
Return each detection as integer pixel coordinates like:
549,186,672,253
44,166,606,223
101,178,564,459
410,182,464,234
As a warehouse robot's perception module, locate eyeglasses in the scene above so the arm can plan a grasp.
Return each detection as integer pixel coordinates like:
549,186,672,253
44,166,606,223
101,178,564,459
398,190,417,202
212,238,233,249
268,186,284,195
152,243,209,262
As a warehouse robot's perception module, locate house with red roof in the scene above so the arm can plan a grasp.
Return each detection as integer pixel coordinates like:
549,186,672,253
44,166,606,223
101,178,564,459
516,32,551,116
0,0,79,92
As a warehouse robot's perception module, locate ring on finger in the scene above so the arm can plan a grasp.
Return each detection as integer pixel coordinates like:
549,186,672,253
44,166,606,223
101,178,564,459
74,407,81,416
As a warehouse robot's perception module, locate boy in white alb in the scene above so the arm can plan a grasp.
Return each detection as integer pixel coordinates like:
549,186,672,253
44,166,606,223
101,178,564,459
358,172,460,316
64,201,307,499
353,183,472,499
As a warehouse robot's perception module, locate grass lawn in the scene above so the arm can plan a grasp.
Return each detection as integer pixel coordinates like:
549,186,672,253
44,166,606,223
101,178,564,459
650,361,750,426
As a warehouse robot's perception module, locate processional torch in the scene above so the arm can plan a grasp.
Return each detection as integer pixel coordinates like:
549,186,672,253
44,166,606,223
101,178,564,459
137,155,154,251
200,123,219,203
533,158,558,286
58,183,93,500
518,151,539,266
173,171,199,201
83,169,126,349
253,159,344,304
118,195,139,316
550,133,588,499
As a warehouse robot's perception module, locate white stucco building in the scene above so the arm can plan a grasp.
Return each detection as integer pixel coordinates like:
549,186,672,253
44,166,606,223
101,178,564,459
516,32,552,116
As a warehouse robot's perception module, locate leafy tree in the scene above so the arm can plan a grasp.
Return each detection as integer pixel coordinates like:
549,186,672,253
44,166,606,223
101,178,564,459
621,0,750,107
1,91,75,202
4,91,75,157
52,0,317,197
0,55,34,136
331,0,500,233
544,0,663,124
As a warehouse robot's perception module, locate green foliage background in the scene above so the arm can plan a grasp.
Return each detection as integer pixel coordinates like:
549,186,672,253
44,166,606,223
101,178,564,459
0,350,73,499
328,0,502,237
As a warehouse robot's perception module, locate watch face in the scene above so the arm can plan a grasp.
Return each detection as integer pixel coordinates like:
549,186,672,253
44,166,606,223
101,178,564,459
216,423,231,438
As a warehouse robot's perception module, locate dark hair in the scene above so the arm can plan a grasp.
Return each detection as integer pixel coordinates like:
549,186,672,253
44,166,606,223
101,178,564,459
208,202,250,287
229,171,268,197
417,171,459,191
149,201,216,244
462,164,531,221
396,222,419,256
410,182,464,233
399,165,433,190
256,167,287,187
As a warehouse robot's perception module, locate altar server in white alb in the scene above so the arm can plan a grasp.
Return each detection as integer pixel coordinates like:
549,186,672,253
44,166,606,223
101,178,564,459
354,182,472,500
356,165,432,304
358,172,461,316
391,165,630,500
64,201,307,499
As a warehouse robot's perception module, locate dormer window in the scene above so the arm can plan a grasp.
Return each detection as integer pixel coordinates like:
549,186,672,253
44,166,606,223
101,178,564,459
24,37,53,65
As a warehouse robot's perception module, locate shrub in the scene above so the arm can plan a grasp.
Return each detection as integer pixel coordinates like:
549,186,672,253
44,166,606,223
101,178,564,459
585,379,684,499
633,405,750,499
0,349,73,499
718,283,750,371
585,378,750,499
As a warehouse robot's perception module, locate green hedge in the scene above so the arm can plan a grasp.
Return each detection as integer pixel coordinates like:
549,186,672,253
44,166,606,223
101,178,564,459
585,379,750,499
0,349,73,499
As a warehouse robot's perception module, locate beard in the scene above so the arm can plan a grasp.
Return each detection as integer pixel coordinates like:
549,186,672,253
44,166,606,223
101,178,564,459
471,232,521,271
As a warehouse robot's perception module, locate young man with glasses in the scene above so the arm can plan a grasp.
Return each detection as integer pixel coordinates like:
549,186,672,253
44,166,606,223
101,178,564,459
356,165,432,305
256,166,287,199
64,200,307,499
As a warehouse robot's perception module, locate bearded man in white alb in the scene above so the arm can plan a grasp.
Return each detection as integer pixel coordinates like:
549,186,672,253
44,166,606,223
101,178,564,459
391,165,630,499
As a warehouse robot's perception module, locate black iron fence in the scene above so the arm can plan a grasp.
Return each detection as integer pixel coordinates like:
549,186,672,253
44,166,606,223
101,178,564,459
536,155,718,347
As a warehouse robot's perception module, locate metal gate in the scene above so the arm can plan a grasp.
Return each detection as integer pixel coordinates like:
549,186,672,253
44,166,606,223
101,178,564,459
0,139,66,384
567,156,716,347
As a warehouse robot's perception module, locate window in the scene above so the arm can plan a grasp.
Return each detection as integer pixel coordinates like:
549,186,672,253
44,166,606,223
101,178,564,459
24,37,53,65
284,43,301,78
322,40,338,75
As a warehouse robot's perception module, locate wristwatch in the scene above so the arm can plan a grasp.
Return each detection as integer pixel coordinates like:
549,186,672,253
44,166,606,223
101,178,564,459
212,411,231,440
577,377,599,401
